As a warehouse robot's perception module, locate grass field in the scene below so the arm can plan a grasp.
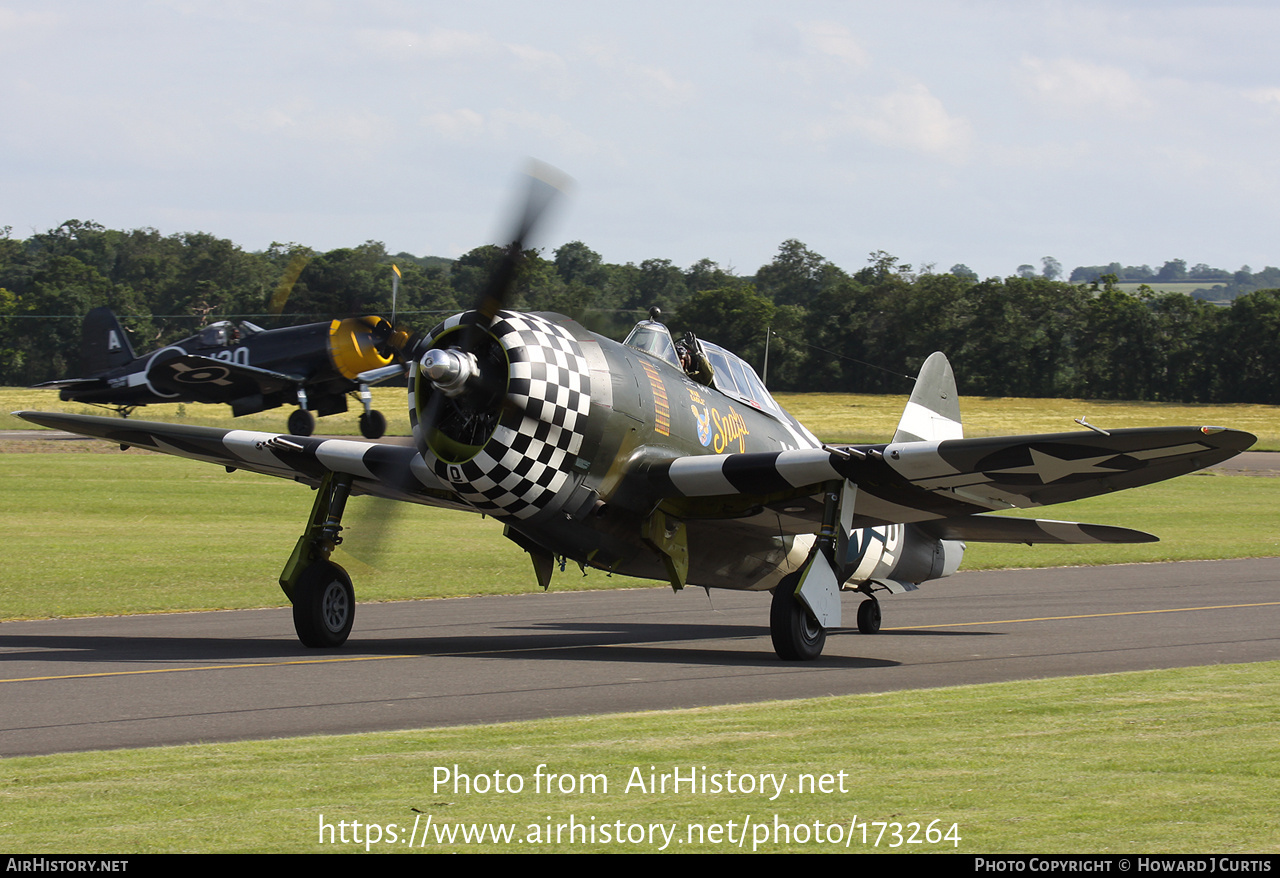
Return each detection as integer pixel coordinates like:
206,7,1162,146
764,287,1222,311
2,662,1277,853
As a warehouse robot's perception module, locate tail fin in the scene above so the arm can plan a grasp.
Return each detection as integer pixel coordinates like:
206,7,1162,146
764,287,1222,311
892,351,962,443
81,307,137,375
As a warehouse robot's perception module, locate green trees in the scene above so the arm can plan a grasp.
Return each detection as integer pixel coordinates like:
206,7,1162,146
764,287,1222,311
3,219,1277,407
1217,289,1280,403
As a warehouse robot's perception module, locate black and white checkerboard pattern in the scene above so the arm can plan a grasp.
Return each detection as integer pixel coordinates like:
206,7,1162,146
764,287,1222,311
411,311,592,520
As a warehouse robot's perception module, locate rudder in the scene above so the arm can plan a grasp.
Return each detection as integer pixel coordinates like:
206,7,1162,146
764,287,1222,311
892,351,962,443
81,307,137,375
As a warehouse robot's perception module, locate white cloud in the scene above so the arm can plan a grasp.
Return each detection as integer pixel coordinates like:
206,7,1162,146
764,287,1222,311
802,21,870,69
824,83,972,160
1245,87,1280,110
422,108,486,141
1019,56,1153,117
581,41,696,108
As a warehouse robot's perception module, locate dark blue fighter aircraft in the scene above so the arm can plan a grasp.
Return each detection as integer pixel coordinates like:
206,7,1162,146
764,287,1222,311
16,168,1255,660
35,307,408,438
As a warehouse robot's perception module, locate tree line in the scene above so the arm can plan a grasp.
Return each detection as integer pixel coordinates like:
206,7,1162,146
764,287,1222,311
2,221,1279,405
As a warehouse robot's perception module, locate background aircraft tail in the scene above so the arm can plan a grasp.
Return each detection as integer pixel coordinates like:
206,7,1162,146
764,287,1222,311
81,307,137,375
892,351,962,443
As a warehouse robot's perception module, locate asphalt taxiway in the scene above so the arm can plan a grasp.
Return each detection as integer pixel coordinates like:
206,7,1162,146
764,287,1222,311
2,557,1277,757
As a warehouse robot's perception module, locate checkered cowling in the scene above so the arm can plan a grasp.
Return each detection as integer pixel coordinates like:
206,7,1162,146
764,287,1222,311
410,311,592,520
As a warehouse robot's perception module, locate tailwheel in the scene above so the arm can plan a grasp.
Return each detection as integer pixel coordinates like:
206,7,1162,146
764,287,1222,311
770,572,826,661
359,409,387,439
292,560,355,648
288,408,315,436
856,597,882,634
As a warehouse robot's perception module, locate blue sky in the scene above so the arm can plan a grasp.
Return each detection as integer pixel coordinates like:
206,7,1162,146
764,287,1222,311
4,1,1279,279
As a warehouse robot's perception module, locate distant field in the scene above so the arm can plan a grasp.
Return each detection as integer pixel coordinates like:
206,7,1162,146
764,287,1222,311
771,392,1280,450
1114,281,1224,296
6,385,1277,449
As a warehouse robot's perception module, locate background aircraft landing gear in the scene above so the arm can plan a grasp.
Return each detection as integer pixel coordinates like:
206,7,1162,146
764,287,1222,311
292,560,355,648
770,573,827,661
288,408,315,436
359,409,386,439
857,596,882,634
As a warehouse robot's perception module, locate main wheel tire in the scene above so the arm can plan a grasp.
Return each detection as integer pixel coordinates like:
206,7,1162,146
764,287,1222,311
359,410,387,439
769,572,827,661
288,408,315,437
856,597,882,634
292,561,355,648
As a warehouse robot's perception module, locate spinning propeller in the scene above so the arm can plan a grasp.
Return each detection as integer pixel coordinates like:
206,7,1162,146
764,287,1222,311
414,161,572,461
339,161,572,567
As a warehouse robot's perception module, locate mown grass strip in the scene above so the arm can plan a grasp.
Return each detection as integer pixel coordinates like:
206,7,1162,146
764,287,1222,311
1,662,1276,853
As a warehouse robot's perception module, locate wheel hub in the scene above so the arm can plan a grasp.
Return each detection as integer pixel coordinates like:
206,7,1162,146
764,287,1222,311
321,580,349,632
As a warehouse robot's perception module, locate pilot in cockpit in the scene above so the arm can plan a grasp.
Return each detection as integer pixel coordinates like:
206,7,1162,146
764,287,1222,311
624,308,715,388
675,330,715,387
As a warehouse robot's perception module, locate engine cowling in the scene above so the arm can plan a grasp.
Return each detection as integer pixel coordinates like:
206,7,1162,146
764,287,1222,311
409,310,593,521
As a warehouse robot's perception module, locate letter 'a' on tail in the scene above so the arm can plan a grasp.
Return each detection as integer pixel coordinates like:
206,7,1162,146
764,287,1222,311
893,351,962,443
81,307,137,375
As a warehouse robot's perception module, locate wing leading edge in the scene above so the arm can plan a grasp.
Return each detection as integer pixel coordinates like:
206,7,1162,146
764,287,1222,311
14,410,467,510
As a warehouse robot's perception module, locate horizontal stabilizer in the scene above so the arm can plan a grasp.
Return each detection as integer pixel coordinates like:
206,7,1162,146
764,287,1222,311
920,515,1157,544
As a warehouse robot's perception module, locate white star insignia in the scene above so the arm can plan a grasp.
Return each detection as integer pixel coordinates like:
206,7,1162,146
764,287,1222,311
994,448,1124,484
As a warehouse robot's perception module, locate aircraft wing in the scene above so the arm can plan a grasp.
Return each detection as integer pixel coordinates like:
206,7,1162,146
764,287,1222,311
13,411,470,511
639,425,1254,531
146,355,301,403
30,377,110,391
916,515,1157,544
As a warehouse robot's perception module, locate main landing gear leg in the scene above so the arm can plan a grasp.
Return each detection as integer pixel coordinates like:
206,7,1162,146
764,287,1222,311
769,480,851,661
280,471,355,648
289,387,315,436
770,572,826,661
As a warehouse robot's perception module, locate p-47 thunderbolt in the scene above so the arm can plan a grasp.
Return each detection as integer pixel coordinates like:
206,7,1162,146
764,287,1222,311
16,172,1254,660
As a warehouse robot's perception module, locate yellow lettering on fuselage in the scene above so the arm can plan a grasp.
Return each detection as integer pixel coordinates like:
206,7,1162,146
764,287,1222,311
712,406,749,454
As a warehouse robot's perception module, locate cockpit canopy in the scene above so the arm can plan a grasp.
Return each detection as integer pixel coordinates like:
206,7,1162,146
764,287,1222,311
623,319,783,417
197,322,235,347
195,320,264,347
622,320,681,369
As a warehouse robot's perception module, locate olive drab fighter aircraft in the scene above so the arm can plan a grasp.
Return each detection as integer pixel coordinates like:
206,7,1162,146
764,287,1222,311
16,167,1256,660
34,303,410,439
